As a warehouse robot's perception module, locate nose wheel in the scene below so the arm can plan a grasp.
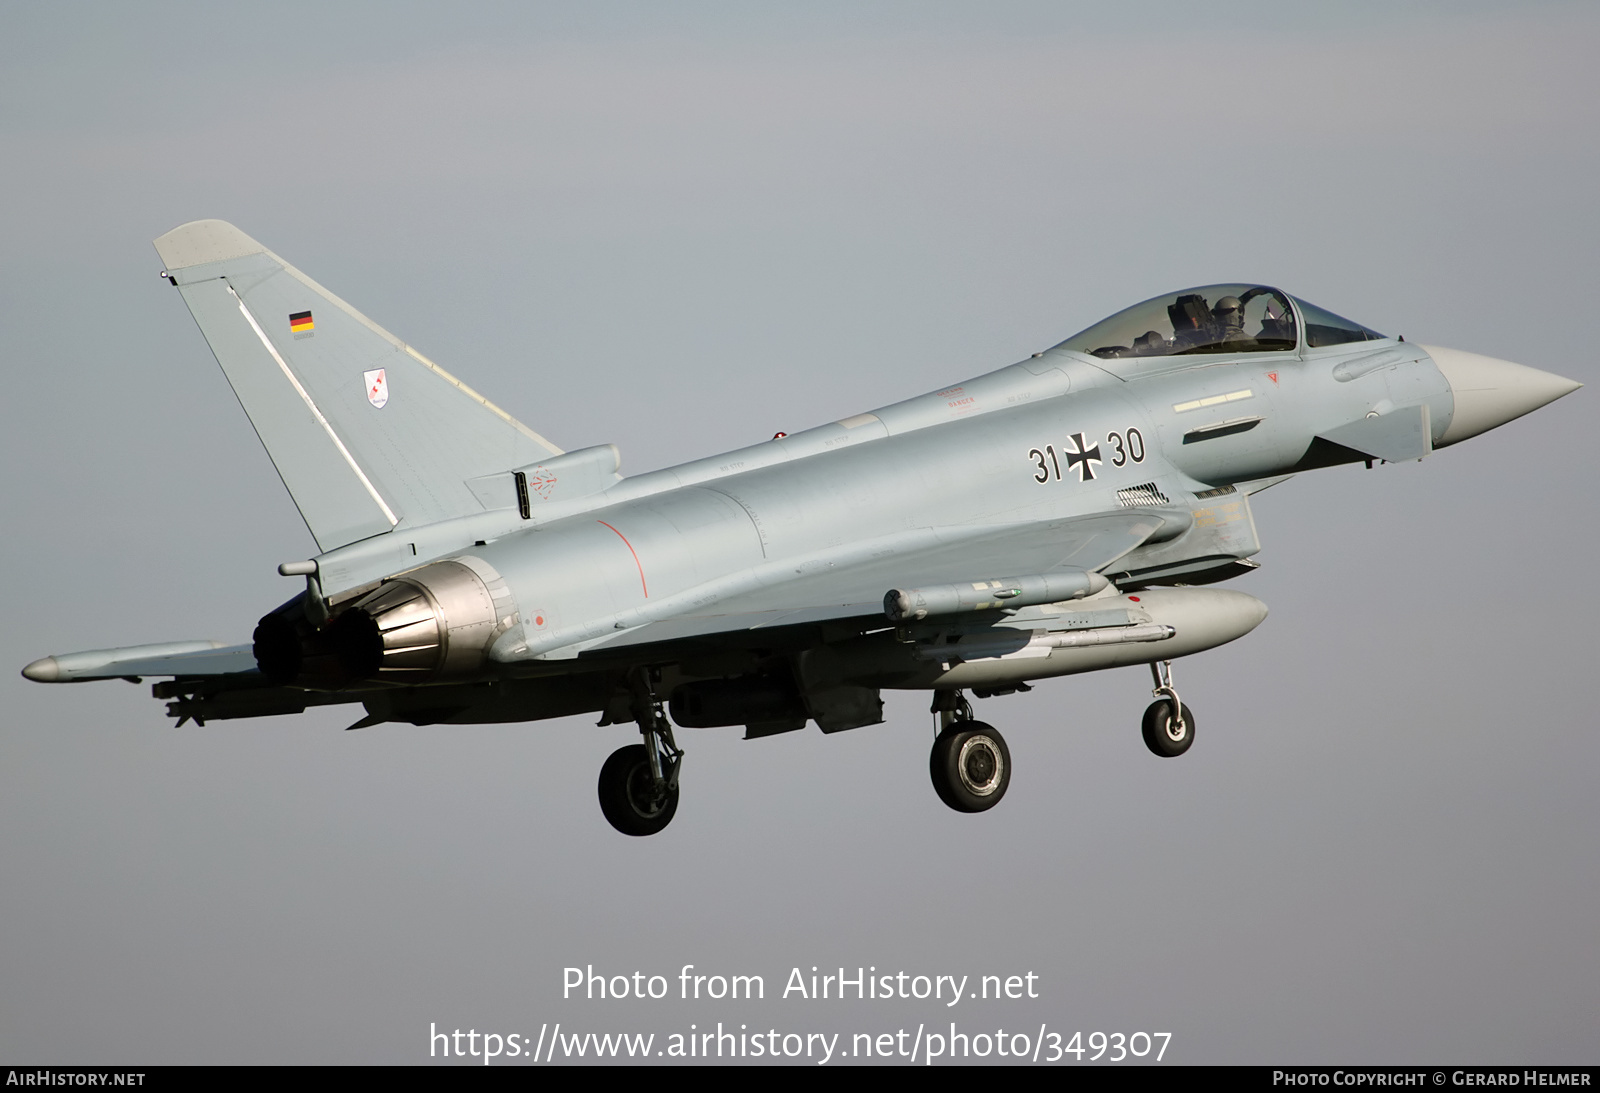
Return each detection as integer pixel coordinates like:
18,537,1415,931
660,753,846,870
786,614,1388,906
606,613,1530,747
928,691,1011,813
1141,660,1195,757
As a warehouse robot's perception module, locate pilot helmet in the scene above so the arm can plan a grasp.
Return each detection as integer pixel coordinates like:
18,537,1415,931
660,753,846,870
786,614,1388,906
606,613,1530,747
1132,330,1166,354
1213,295,1245,331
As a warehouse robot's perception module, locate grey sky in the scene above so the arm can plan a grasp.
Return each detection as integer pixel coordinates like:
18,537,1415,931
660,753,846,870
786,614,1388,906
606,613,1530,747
2,2,1595,1064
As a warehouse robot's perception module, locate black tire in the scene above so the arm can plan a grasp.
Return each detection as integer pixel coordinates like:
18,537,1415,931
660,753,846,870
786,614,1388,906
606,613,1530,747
1141,699,1196,758
597,744,679,836
929,721,1011,813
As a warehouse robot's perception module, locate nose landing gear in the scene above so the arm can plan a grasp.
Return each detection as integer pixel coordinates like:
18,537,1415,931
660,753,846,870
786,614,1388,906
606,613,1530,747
1141,659,1195,758
928,691,1011,813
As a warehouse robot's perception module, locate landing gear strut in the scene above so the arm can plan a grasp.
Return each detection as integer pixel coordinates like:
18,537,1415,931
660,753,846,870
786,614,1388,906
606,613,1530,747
1141,659,1195,758
598,669,684,836
928,690,1011,813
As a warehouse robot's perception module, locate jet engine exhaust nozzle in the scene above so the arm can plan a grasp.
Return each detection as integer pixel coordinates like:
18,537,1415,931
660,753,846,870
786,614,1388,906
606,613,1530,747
332,560,506,682
252,558,514,687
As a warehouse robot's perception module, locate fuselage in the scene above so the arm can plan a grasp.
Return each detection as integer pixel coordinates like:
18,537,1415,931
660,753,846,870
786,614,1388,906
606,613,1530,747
25,253,1581,747
252,277,1576,727
311,330,1458,671
25,230,1584,782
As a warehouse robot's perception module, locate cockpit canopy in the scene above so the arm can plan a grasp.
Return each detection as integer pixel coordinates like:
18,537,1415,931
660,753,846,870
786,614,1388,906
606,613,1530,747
1055,284,1385,361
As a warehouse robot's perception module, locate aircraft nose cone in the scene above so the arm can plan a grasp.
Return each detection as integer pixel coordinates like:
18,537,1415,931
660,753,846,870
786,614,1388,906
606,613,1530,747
21,656,62,682
1423,344,1581,446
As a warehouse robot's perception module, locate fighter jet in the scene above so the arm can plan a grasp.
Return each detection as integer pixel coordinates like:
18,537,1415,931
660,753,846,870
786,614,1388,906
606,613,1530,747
22,220,1581,835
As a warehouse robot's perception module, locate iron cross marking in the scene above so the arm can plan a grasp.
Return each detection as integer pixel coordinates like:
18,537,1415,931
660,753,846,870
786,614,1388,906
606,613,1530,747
1064,432,1103,482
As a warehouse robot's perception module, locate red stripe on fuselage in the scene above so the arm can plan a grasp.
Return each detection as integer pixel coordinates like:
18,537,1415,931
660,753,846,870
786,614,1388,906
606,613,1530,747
596,520,648,598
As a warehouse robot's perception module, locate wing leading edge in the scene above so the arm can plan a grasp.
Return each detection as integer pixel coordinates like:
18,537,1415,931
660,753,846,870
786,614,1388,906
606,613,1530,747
22,641,257,683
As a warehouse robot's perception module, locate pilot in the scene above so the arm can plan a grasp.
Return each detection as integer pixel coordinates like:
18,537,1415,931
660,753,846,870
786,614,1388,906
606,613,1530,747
1132,330,1168,356
1212,296,1251,345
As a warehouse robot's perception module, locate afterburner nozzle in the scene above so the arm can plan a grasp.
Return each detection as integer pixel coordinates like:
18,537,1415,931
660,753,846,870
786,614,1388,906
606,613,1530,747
253,556,517,687
330,559,510,682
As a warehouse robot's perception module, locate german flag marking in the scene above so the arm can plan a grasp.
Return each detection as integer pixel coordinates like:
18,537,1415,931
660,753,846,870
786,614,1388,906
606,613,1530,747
289,310,314,333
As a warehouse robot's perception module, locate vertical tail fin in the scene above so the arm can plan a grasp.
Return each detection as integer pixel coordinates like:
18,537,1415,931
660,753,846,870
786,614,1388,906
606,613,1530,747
154,220,562,551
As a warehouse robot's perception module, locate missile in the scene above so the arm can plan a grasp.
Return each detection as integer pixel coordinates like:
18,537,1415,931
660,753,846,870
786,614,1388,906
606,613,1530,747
884,569,1109,621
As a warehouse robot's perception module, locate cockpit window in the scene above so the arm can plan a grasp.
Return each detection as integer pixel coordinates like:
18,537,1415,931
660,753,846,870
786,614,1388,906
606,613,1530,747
1292,297,1385,348
1055,284,1297,361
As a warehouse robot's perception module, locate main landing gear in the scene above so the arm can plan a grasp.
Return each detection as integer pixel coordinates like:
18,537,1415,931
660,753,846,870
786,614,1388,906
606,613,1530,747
598,669,684,836
925,659,1197,814
1141,659,1195,758
596,660,1197,830
928,691,1011,813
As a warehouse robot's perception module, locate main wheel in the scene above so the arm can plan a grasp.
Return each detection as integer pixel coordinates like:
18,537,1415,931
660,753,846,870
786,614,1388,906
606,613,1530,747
929,721,1011,813
597,744,679,836
1141,699,1195,758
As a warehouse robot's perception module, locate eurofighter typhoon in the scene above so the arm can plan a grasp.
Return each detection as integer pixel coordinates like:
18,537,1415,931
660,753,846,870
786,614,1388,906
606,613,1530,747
22,221,1581,835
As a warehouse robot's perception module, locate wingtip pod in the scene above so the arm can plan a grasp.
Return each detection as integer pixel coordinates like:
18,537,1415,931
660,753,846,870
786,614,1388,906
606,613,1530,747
20,641,240,683
22,656,62,682
152,219,266,271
